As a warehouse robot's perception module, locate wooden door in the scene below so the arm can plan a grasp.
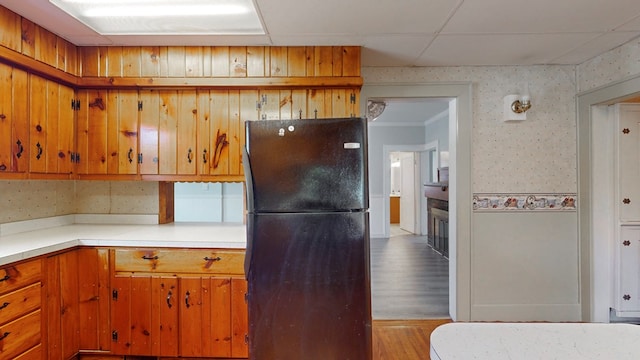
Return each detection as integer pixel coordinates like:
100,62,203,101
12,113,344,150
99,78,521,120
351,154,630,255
57,84,75,174
77,248,111,352
177,90,197,175
158,90,178,174
139,89,160,175
46,250,80,360
151,276,179,357
0,63,28,173
110,275,132,355
116,90,139,174
180,276,233,358
76,89,108,175
29,75,47,173
231,278,249,358
197,90,213,175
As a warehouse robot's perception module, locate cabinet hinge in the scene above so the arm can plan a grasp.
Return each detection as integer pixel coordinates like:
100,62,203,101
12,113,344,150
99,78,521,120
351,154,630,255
112,330,118,342
255,101,262,111
350,93,356,104
71,99,80,111
112,289,118,300
138,101,143,111
245,334,249,345
261,94,268,105
138,153,143,164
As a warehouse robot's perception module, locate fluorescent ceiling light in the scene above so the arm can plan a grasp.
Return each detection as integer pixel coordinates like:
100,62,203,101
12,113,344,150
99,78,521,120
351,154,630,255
49,0,265,35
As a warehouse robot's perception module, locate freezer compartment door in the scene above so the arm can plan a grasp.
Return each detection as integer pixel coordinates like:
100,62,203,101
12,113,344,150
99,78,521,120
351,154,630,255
245,212,372,360
244,117,368,213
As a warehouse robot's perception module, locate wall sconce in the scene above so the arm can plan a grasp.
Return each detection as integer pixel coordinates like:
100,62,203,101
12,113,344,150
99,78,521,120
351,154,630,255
503,86,532,121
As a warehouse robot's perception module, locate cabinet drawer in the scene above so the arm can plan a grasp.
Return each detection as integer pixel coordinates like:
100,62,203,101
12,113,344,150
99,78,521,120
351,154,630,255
0,309,41,359
114,249,245,275
0,283,41,326
0,259,42,296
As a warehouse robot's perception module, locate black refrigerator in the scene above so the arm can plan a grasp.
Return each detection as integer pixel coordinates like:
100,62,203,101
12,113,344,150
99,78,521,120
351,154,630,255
243,117,372,360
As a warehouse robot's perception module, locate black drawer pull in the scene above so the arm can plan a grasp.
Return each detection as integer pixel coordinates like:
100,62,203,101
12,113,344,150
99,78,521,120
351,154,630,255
185,291,191,308
141,255,158,260
204,256,221,262
0,275,9,282
0,302,8,310
0,332,9,341
166,290,173,309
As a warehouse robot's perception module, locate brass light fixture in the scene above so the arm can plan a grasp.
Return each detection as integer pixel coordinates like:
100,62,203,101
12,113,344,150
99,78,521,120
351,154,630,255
503,85,532,121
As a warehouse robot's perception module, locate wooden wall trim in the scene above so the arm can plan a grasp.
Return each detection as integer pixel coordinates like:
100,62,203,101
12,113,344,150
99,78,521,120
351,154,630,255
0,46,79,87
77,76,363,89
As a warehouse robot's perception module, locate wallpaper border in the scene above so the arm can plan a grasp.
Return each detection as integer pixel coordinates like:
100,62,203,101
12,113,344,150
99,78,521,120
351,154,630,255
473,193,577,212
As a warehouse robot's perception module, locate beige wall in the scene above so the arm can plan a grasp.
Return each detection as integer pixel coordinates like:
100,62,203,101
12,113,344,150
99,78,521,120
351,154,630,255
577,38,640,92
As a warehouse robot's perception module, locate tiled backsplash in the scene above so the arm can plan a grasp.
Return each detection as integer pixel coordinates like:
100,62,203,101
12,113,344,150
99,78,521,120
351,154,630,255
0,180,158,224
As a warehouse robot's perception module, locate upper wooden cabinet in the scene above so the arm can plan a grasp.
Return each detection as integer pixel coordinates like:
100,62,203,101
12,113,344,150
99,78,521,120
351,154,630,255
28,75,75,176
0,62,28,174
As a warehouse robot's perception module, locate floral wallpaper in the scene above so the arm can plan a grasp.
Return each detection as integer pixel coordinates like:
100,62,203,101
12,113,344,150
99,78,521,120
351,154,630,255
577,38,640,93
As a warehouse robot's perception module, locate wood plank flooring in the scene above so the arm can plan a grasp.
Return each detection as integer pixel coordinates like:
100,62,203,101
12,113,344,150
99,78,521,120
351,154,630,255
370,227,450,319
373,319,452,360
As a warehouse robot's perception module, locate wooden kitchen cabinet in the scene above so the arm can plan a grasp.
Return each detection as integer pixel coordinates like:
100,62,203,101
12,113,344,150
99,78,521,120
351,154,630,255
0,258,43,360
0,63,29,174
110,248,248,358
29,74,75,176
76,89,139,176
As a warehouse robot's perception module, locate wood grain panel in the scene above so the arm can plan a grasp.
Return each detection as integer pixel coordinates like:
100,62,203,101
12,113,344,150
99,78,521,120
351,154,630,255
315,47,334,77
287,46,307,77
117,90,139,174
167,47,186,77
0,63,11,172
237,90,257,174
79,47,100,77
35,26,57,67
19,18,35,58
231,278,248,358
12,67,29,173
0,6,21,52
212,46,230,77
270,46,287,77
0,282,40,325
106,90,120,174
246,46,265,77
179,276,203,357
45,81,59,173
176,90,197,175
139,89,160,175
129,276,152,355
159,90,178,174
185,46,203,77
110,276,131,355
230,47,248,78
0,310,41,359
260,89,280,120
77,89,107,174
292,89,307,119
57,84,74,174
78,248,110,352
210,277,232,357
151,276,178,357
29,75,47,173
114,249,244,275
45,256,62,360
197,90,212,175
210,90,231,175
342,46,361,76
107,47,123,77
122,47,142,77
59,250,80,359
140,46,161,77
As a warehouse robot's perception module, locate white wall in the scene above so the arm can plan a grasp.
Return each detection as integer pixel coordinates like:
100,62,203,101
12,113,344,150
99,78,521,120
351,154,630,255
363,65,579,321
174,182,243,223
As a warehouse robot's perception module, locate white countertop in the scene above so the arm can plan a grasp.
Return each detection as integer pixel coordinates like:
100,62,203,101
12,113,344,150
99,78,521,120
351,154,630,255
0,217,246,266
430,322,640,360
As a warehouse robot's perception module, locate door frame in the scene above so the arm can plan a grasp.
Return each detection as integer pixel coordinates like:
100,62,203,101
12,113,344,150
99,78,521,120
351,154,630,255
361,82,472,321
577,74,640,322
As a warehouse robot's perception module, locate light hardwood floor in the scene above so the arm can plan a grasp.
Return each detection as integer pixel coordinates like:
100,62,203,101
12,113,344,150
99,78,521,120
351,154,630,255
373,319,452,360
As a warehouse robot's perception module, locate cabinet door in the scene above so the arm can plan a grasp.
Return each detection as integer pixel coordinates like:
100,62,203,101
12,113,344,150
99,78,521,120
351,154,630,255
110,275,179,357
617,104,640,221
139,89,160,175
180,276,232,358
56,84,75,174
158,90,197,175
46,250,80,360
29,75,47,173
0,64,28,173
76,89,108,175
77,248,111,352
616,226,640,316
231,278,249,358
115,90,139,174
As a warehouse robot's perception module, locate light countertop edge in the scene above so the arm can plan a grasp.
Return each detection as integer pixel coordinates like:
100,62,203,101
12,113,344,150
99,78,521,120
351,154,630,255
0,222,247,267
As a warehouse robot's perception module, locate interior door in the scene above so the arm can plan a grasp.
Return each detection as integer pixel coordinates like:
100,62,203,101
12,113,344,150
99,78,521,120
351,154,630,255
400,152,416,233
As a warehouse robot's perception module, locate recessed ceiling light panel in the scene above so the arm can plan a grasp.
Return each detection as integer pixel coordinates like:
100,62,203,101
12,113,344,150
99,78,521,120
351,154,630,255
49,0,265,35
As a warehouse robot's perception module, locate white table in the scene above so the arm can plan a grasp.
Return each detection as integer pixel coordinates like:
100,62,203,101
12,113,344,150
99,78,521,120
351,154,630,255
430,322,640,359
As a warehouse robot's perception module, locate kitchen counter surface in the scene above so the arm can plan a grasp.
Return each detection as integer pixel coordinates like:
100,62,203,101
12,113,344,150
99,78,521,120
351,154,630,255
0,220,246,266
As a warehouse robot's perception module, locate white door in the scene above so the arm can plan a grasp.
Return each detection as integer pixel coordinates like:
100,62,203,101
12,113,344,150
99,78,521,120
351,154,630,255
400,153,416,233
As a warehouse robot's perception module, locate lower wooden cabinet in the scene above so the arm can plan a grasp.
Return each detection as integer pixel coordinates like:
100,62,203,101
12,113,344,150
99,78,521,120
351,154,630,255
110,248,248,358
0,258,43,360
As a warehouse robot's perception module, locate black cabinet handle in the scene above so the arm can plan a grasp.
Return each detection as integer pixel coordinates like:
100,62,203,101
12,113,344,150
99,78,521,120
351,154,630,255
0,332,9,341
187,148,193,163
127,148,134,163
0,302,8,310
0,275,9,282
16,139,23,159
185,291,191,308
36,142,43,160
166,290,173,309
203,149,208,164
141,255,158,260
204,256,221,262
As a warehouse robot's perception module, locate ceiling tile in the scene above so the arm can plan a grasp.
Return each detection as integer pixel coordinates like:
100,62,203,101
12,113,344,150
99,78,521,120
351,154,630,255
257,0,459,35
442,0,640,33
417,33,601,66
550,31,640,64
